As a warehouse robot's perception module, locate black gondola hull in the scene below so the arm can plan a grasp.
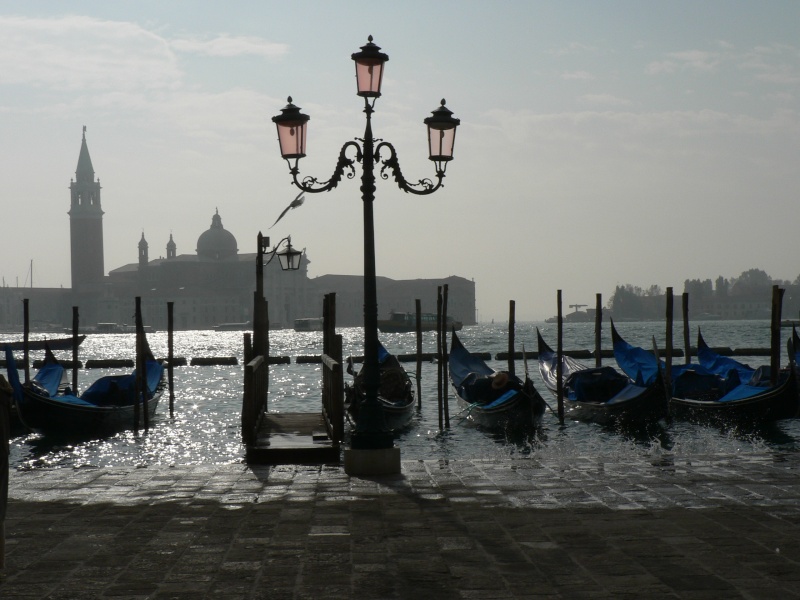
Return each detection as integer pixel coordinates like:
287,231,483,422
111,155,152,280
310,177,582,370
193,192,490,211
18,386,162,437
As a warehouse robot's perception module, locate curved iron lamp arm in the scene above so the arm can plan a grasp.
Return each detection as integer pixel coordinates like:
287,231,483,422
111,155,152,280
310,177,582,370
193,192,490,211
263,235,292,266
287,141,363,194
375,141,444,196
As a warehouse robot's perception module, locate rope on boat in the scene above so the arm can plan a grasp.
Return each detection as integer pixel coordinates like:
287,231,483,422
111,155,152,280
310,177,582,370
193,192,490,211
454,402,481,424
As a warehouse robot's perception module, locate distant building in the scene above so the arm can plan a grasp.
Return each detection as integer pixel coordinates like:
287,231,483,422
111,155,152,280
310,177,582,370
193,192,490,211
0,129,476,331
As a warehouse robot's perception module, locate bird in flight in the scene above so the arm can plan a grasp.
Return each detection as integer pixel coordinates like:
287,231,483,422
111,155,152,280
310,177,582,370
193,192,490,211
270,191,305,229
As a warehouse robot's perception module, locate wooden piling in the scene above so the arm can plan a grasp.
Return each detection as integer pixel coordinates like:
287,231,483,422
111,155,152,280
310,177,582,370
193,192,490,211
556,290,564,425
415,299,422,410
682,292,690,364
442,285,450,428
133,299,141,433
436,286,443,430
23,299,29,384
507,300,516,377
594,293,602,368
167,301,175,417
72,307,79,392
771,285,784,385
665,287,673,391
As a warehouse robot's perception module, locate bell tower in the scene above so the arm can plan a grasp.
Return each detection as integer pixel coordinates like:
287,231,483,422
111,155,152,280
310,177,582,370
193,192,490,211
68,126,105,289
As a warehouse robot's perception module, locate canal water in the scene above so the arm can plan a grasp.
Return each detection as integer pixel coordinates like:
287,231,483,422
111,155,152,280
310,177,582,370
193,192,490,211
4,320,800,470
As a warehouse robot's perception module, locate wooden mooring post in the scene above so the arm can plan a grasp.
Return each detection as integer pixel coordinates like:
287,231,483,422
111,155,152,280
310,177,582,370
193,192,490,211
415,299,422,410
22,299,29,384
436,286,444,430
594,294,602,368
71,307,80,391
507,300,515,377
321,293,344,445
665,287,673,392
682,292,691,364
441,284,450,428
167,301,175,416
556,290,564,425
770,285,784,385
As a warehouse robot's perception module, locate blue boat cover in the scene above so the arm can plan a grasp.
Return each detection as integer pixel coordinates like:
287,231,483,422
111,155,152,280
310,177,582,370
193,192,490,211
448,332,494,388
697,332,757,384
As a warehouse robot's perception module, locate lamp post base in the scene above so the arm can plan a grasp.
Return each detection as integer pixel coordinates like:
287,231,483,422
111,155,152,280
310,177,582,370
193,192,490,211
344,447,401,476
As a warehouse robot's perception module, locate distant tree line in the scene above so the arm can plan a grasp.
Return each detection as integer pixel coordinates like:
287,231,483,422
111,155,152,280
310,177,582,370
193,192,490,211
608,269,800,321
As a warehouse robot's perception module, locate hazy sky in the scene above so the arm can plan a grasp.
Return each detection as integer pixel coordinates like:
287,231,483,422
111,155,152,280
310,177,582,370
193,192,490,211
1,1,798,321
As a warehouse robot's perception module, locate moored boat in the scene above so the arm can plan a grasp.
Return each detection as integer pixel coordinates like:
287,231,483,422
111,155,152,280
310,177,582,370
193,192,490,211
449,330,545,431
345,341,415,432
4,325,165,437
537,326,667,425
612,325,798,426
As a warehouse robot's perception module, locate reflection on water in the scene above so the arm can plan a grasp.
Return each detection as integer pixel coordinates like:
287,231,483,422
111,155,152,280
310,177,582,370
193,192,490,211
5,320,800,470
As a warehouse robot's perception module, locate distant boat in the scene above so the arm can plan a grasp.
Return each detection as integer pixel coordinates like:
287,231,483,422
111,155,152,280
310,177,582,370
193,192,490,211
95,323,154,334
293,318,323,332
377,310,462,333
213,322,251,332
545,305,595,324
1,335,85,351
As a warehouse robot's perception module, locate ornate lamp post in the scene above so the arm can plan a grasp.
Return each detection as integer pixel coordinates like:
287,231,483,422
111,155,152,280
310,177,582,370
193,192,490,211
253,233,302,357
272,36,460,458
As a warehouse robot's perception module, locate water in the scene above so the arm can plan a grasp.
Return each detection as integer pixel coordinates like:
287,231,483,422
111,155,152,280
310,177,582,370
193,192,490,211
5,320,800,470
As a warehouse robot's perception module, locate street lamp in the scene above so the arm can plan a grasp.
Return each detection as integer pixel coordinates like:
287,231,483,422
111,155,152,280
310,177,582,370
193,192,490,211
272,36,460,453
254,233,302,357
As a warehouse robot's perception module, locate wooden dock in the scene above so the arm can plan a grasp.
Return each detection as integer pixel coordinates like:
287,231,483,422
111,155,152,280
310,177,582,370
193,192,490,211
243,293,345,466
246,413,340,465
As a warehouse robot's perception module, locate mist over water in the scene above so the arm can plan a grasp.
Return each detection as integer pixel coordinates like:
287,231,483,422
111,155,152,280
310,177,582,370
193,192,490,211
5,320,800,470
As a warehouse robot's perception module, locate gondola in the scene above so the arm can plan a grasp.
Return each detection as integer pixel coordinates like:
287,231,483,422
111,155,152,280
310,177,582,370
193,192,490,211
345,341,415,432
537,327,666,425
4,332,164,437
448,330,546,430
1,335,86,352
612,324,798,425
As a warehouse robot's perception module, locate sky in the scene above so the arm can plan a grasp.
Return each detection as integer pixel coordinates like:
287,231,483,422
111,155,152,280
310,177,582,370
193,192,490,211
1,1,799,322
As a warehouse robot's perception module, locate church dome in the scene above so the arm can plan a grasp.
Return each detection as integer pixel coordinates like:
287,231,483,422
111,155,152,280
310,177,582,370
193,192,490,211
196,210,238,260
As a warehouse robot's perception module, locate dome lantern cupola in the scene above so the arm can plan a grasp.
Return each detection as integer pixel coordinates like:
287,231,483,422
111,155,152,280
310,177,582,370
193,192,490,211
196,209,238,260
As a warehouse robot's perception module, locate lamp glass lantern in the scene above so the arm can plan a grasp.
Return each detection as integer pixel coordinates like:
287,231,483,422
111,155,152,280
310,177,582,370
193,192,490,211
424,99,461,170
272,97,310,159
277,240,302,271
351,36,389,98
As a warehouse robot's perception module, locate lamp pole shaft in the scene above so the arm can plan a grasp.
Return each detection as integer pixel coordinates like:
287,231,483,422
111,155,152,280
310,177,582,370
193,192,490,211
351,102,391,449
254,233,265,357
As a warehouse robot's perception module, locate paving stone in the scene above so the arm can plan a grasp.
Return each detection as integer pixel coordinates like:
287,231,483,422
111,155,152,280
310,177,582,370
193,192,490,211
1,455,800,598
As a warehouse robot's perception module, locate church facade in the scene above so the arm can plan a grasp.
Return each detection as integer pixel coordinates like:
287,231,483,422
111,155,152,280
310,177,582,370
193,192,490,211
0,130,476,331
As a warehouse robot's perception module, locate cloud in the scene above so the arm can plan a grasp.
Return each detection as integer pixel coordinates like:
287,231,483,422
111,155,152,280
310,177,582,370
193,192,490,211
170,35,288,58
647,42,800,87
580,93,631,106
561,70,595,81
663,50,721,72
0,15,180,91
740,44,800,85
547,42,598,57
0,15,288,95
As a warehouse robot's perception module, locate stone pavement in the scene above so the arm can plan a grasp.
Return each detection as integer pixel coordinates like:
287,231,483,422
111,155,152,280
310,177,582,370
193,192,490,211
2,454,800,599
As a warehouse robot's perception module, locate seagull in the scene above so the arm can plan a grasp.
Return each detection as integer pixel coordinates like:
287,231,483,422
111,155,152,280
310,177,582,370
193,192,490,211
270,191,305,229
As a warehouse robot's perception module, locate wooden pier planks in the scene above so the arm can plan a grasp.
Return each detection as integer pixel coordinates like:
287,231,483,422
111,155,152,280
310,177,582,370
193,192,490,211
246,412,340,465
